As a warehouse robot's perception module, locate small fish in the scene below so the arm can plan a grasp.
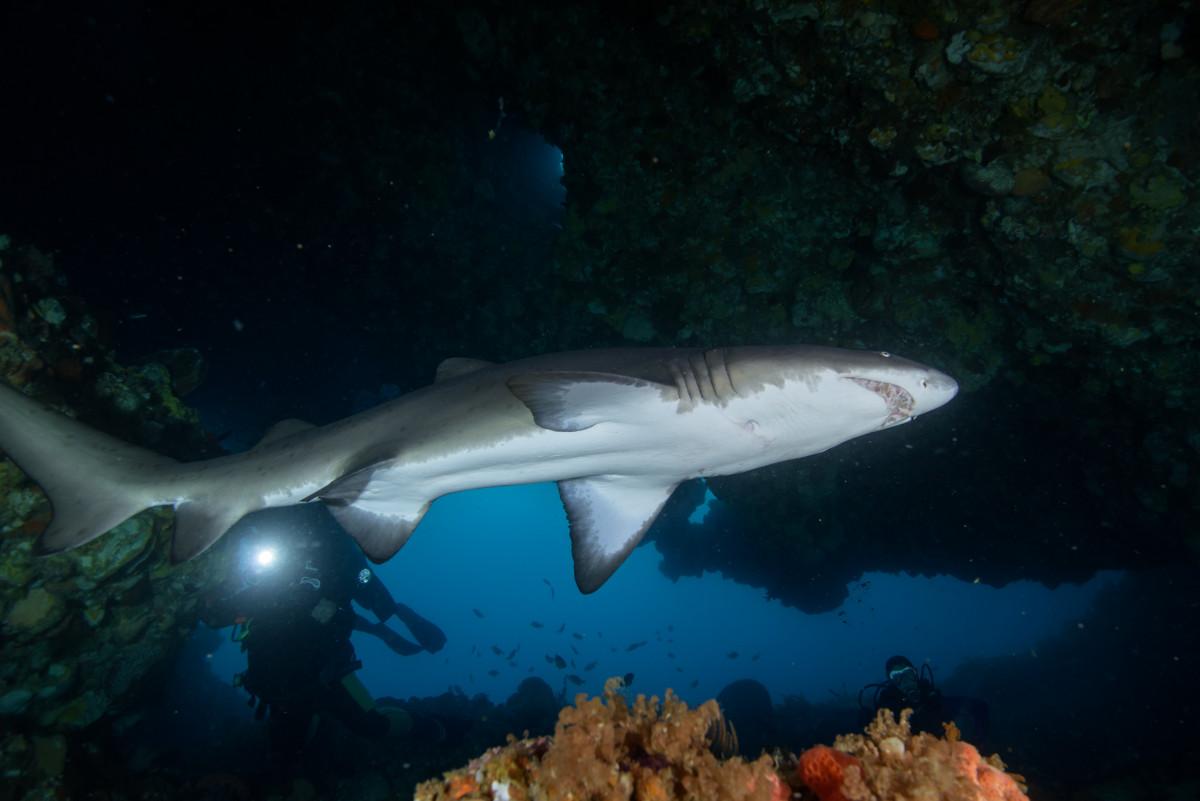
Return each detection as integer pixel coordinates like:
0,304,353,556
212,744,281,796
554,655,567,670
506,645,520,660
469,673,475,684
543,578,555,599
690,679,698,688
727,651,738,659
584,660,597,671
572,632,584,640
675,666,684,673
566,674,585,685
625,640,647,652
544,655,554,664
623,671,635,686
472,608,485,618
531,621,544,629
471,645,478,655
491,645,503,656
569,644,579,655
667,652,676,660
751,653,761,662
667,625,674,632
487,669,499,677
557,623,565,633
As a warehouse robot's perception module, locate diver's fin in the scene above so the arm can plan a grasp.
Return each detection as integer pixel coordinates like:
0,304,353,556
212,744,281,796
558,475,678,593
435,357,495,383
0,381,176,554
507,372,678,433
172,501,252,562
251,418,315,449
305,464,431,562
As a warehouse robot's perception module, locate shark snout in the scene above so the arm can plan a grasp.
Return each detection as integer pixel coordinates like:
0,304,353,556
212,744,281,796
922,369,959,411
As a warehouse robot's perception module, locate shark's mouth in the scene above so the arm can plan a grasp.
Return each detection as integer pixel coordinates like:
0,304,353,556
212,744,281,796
848,378,915,427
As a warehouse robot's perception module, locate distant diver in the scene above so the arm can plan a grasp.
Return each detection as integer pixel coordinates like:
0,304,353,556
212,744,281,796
859,655,943,734
201,509,445,766
859,655,992,743
0,346,957,593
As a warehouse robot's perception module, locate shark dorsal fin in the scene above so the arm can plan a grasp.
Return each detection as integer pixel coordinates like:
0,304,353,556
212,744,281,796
507,372,679,432
252,419,315,449
435,357,495,383
559,475,678,593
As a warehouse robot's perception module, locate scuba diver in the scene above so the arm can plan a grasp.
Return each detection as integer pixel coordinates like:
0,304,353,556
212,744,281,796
858,655,944,734
201,506,446,771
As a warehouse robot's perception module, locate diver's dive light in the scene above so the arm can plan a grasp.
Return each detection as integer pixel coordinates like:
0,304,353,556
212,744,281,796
253,545,279,569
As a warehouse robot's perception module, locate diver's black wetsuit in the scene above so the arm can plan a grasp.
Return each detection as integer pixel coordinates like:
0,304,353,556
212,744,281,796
874,676,944,734
202,515,444,763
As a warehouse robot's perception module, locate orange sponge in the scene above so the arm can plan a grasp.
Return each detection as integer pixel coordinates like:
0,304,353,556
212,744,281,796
796,745,859,801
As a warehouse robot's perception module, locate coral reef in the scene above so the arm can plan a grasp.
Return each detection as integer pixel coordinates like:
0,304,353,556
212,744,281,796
414,682,1033,801
795,710,1027,801
414,677,786,801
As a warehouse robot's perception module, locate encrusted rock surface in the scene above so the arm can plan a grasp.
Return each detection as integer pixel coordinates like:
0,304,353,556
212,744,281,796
0,242,223,747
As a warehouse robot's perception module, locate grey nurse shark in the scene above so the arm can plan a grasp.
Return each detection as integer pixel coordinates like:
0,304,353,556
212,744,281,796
0,346,957,592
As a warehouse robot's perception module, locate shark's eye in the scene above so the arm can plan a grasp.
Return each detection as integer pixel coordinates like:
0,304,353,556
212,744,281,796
920,379,928,389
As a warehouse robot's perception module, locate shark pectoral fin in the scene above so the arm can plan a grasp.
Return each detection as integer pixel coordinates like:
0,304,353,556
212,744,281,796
507,372,678,432
435,357,496,383
559,475,679,593
173,501,254,563
251,418,316,449
307,466,430,562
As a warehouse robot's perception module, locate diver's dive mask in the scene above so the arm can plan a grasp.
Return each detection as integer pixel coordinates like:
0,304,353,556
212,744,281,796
888,665,921,704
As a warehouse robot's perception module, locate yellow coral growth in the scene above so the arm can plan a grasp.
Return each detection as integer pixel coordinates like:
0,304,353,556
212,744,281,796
415,678,783,801
825,710,1028,801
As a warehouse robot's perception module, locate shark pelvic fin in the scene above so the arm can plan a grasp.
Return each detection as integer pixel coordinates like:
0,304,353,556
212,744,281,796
173,501,255,563
306,465,431,562
507,372,678,433
251,418,316,449
435,357,496,383
558,475,679,593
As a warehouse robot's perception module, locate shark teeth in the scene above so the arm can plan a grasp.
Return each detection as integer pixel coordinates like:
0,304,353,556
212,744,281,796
849,378,915,426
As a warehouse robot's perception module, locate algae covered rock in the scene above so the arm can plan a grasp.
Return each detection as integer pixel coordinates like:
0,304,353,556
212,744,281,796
0,241,223,741
3,587,66,639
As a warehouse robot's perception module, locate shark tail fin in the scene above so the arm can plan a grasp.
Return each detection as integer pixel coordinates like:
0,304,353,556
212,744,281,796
0,381,181,555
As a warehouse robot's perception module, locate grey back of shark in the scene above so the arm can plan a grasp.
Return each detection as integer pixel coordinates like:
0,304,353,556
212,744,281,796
0,346,958,593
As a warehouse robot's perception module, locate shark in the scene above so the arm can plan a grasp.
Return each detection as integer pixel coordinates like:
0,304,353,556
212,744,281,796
0,346,957,592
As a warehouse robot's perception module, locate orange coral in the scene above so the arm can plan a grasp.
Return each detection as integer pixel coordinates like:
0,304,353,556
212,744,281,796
415,692,1029,801
953,741,1028,801
793,711,1029,801
446,774,478,800
416,678,780,801
796,746,858,801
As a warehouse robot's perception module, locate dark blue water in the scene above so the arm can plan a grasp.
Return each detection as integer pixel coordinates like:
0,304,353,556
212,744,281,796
201,485,1114,712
